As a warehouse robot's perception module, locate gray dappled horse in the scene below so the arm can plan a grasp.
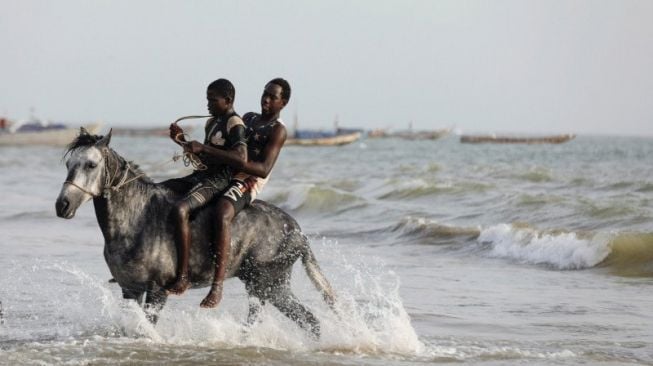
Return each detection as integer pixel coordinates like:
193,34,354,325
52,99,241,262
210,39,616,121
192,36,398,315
55,129,336,337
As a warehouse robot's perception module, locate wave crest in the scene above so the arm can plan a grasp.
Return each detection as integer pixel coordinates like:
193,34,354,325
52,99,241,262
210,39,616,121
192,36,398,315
477,224,653,276
598,233,653,276
477,224,611,270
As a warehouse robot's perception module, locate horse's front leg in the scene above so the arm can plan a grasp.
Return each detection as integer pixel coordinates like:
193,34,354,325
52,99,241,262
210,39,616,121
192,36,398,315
121,287,145,304
144,281,168,324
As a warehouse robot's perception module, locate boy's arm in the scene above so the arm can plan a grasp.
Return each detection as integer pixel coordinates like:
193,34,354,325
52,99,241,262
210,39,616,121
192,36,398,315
185,116,248,169
192,141,247,170
239,124,287,178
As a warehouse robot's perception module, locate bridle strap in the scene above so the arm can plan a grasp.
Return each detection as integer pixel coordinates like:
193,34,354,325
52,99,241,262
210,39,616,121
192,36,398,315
63,180,98,197
109,163,146,192
63,149,134,198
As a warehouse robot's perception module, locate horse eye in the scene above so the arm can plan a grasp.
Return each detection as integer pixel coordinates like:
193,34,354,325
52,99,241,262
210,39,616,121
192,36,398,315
86,162,97,169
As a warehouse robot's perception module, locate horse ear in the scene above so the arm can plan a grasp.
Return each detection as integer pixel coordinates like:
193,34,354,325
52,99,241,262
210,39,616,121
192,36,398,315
79,127,89,136
95,128,112,147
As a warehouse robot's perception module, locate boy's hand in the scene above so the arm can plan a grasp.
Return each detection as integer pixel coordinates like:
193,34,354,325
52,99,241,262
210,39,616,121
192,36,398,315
183,140,204,155
170,123,185,143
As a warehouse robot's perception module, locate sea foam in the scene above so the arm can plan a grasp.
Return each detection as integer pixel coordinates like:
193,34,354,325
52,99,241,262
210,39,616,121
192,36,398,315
477,224,612,270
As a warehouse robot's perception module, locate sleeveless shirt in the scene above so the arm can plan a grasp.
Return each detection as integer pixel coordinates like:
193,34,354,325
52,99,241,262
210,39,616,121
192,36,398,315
199,111,245,179
234,112,284,198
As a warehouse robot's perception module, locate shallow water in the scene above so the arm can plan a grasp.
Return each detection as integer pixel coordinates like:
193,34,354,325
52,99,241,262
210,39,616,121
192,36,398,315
1,134,652,365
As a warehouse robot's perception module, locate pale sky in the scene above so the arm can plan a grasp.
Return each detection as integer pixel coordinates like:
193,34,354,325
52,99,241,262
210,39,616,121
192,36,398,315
2,0,652,136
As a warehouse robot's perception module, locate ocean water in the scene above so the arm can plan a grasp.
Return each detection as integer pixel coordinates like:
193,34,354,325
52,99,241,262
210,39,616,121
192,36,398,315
1,133,652,365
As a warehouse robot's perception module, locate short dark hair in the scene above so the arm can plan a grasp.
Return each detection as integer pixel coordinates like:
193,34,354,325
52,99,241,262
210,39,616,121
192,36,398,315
207,78,235,101
268,78,291,101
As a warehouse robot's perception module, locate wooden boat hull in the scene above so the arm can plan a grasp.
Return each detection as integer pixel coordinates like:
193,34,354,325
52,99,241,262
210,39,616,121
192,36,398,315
0,123,102,146
460,134,575,144
391,129,450,140
113,126,194,137
368,128,450,140
286,132,361,146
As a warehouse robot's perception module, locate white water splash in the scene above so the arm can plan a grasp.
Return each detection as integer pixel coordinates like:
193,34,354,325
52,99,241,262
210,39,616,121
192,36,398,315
0,242,424,359
308,238,425,356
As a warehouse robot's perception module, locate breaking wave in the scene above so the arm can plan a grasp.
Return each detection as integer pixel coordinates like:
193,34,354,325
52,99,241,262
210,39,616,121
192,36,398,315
476,224,653,276
597,232,653,277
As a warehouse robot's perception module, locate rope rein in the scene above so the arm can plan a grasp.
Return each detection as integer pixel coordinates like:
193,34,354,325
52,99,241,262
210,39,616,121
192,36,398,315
171,114,211,171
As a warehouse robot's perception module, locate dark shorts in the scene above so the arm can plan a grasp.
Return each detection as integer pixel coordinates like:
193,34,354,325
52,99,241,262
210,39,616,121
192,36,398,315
161,171,230,212
221,179,252,214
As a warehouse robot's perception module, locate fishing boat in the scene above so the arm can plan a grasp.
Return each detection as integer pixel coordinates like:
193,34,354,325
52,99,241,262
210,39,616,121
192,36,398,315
285,114,362,146
0,117,102,146
460,133,576,144
386,128,450,140
285,129,361,146
113,126,194,137
367,120,450,140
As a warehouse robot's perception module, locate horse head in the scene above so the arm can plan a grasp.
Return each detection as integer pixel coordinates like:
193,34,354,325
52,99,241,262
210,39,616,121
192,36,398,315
55,128,113,218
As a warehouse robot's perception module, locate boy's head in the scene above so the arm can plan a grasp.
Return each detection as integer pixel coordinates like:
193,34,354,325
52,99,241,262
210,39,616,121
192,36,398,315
207,79,236,101
207,78,235,116
267,78,291,102
261,78,291,117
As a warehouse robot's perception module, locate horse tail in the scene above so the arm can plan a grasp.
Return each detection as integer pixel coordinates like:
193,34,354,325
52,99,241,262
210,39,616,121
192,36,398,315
300,234,337,308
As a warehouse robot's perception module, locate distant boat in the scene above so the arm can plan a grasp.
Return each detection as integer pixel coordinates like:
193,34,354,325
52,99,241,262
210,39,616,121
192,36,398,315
0,118,102,146
460,134,575,144
367,128,450,140
387,128,450,140
367,128,388,138
113,126,194,137
285,113,361,146
286,129,361,146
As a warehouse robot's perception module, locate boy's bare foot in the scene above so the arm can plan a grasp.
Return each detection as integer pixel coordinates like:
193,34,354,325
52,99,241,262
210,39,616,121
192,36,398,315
200,285,223,308
166,274,191,295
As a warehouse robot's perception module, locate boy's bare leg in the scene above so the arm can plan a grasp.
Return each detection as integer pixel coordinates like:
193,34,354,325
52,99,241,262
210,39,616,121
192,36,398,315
201,199,234,308
167,202,192,295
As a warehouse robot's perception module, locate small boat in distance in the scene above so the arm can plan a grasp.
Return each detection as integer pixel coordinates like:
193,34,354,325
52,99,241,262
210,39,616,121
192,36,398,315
460,133,575,144
285,114,362,146
286,129,361,146
385,128,450,140
367,121,451,140
113,126,195,137
0,117,103,146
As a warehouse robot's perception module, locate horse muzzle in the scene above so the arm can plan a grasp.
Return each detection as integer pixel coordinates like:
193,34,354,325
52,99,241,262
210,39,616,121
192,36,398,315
55,196,76,219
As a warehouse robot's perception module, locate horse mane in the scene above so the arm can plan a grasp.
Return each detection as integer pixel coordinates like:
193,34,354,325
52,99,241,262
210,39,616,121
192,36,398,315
63,131,153,185
63,131,103,158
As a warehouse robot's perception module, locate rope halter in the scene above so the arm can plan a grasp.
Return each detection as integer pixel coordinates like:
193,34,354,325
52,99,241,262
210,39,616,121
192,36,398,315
63,148,142,198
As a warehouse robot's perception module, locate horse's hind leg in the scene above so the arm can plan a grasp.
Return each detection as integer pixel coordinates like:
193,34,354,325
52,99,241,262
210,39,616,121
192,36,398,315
244,277,319,338
244,280,265,326
246,297,264,326
144,283,168,324
269,286,320,339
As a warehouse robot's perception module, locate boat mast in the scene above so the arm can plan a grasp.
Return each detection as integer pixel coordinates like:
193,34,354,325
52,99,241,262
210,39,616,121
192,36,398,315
292,111,299,138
